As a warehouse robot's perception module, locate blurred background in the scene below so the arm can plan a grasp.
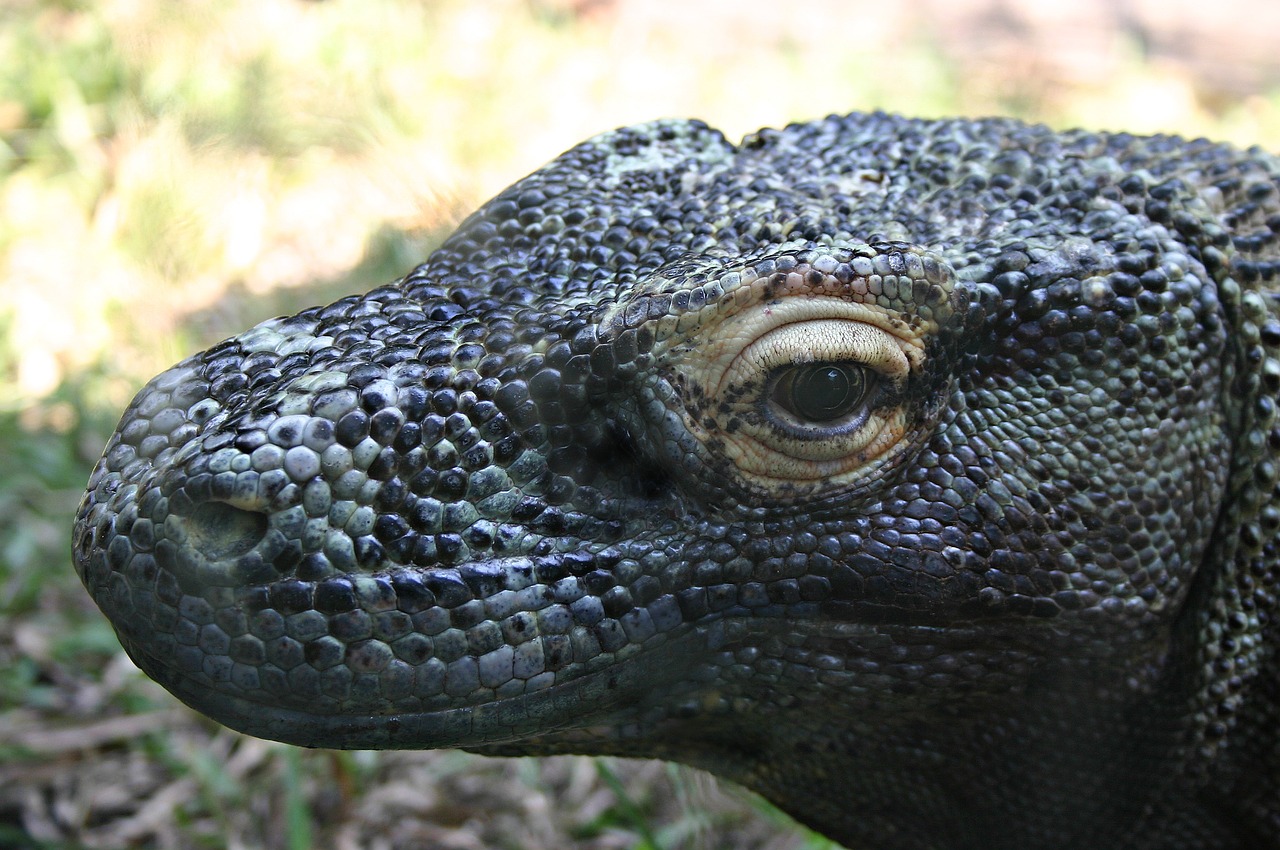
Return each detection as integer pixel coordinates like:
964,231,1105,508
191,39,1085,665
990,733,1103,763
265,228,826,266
2,0,1278,848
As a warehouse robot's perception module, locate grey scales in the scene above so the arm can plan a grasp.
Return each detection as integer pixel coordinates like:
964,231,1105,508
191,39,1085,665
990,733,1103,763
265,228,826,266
74,112,1280,849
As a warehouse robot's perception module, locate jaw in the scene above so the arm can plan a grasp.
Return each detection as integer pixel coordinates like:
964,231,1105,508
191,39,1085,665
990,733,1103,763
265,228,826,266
119,614,720,750
466,621,1196,850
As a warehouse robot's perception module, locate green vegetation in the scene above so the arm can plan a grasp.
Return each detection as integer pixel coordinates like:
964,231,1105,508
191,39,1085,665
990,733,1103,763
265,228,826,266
0,0,1276,846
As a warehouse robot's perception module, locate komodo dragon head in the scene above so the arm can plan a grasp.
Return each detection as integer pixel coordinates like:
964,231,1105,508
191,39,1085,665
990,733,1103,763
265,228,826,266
75,113,1280,849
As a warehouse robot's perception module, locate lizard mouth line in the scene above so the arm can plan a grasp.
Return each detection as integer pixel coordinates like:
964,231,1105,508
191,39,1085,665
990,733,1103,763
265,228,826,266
128,620,714,751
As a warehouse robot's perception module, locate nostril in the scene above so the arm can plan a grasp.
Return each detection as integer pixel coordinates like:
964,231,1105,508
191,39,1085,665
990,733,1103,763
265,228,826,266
185,501,270,561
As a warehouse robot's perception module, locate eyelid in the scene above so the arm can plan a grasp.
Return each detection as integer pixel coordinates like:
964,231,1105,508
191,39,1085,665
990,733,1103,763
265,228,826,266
719,319,912,399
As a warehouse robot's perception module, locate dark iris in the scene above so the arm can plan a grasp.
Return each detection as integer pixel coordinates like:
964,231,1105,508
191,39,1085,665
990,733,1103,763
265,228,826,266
771,362,867,423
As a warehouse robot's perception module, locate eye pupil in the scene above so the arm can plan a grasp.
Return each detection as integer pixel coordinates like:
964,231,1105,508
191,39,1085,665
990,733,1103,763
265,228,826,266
772,363,867,423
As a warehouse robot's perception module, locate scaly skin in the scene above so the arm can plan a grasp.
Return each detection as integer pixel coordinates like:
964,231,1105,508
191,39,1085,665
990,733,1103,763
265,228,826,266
74,113,1280,849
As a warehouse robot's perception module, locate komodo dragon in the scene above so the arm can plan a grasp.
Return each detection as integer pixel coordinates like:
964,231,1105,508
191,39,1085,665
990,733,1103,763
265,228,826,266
74,112,1280,849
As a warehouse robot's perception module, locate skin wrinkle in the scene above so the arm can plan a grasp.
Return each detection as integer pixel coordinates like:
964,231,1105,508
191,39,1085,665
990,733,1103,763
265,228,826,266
73,113,1280,850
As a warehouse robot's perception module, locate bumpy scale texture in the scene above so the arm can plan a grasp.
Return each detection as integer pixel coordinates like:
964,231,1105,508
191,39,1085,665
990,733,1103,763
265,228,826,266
74,113,1280,849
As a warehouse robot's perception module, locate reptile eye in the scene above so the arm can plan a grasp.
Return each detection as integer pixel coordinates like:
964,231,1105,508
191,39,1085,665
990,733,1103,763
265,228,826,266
770,362,869,424
692,314,918,475
625,248,958,490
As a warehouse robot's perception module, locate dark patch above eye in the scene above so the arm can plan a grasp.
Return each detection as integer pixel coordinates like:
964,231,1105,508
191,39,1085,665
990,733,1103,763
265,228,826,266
769,363,869,423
